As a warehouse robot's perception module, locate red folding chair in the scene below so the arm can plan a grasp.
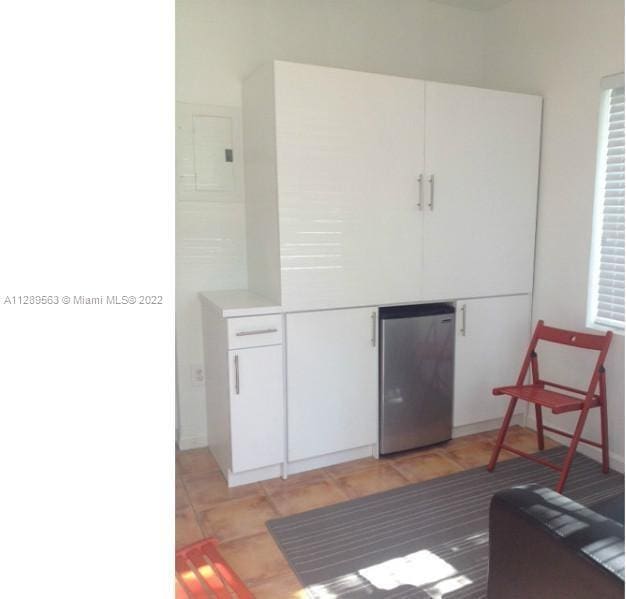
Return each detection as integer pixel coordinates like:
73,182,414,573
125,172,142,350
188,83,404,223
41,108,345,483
175,538,254,599
487,320,613,493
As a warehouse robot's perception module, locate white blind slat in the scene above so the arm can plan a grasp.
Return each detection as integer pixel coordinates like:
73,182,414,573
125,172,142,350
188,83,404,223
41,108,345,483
592,85,626,329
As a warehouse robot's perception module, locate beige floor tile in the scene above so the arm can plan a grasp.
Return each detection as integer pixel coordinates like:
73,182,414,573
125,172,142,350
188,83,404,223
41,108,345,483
176,479,190,510
197,495,278,542
334,462,409,499
544,435,562,449
184,471,263,511
482,425,504,436
480,424,522,439
175,507,204,549
506,427,560,451
385,435,485,466
176,447,220,476
218,532,291,586
379,445,441,462
268,479,348,516
247,572,306,599
324,456,381,478
437,433,491,452
261,469,329,495
480,424,533,440
493,447,521,462
482,425,560,449
442,438,500,468
392,450,464,482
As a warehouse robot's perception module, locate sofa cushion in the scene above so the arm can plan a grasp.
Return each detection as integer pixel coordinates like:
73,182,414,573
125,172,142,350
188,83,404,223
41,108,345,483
487,484,624,599
590,493,625,525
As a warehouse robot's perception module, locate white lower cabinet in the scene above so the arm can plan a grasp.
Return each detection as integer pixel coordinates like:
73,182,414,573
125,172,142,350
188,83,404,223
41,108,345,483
229,344,285,473
202,292,534,486
200,294,286,485
286,307,378,462
453,294,531,427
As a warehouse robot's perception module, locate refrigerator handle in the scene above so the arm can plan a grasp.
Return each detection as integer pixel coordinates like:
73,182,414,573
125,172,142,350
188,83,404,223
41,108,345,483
371,311,377,347
460,304,467,336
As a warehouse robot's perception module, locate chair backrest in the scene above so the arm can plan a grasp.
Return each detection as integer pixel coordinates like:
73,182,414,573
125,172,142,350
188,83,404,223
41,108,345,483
535,321,612,352
518,320,613,399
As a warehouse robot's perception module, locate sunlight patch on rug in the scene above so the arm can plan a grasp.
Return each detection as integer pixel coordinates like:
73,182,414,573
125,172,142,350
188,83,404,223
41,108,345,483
359,549,472,596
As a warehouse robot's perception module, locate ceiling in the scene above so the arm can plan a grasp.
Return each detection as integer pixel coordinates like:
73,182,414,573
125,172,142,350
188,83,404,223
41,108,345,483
429,0,513,10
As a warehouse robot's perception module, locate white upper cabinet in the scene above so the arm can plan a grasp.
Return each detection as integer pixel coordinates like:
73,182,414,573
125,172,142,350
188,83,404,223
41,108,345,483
274,62,425,310
422,83,542,300
242,62,542,310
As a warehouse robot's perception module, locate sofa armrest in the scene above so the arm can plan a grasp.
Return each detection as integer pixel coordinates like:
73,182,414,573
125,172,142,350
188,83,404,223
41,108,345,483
487,484,624,599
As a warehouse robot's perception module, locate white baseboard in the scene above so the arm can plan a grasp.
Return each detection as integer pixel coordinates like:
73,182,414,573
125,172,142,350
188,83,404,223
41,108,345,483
222,446,375,487
287,445,375,475
177,435,209,451
227,464,283,487
525,415,625,474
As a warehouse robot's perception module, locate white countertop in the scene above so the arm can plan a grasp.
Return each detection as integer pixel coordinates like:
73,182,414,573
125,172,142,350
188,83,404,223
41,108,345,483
199,290,282,318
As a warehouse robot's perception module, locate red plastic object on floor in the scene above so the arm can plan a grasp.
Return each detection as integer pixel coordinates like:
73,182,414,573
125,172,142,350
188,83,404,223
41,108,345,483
175,538,254,599
487,320,613,493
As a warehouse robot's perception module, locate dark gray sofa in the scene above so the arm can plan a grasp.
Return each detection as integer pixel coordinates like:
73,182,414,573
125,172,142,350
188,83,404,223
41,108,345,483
487,484,624,599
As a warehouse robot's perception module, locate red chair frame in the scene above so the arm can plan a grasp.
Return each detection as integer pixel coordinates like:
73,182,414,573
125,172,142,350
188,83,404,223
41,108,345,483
175,538,253,599
487,320,613,493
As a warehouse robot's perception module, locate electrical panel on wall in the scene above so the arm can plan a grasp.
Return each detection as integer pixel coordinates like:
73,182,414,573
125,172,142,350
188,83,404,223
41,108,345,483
176,103,245,203
192,115,233,191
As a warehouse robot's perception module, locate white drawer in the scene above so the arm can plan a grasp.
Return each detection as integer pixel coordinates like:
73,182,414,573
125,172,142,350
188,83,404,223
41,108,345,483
227,314,283,349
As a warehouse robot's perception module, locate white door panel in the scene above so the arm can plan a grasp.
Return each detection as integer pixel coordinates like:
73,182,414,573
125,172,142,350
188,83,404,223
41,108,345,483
454,295,530,427
287,307,378,461
229,345,284,472
275,62,425,310
423,83,541,299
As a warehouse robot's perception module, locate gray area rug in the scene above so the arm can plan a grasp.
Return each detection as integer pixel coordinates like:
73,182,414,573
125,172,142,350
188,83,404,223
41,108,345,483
267,447,624,598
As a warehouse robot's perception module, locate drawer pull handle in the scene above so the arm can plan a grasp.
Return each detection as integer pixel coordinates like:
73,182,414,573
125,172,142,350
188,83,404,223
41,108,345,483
235,328,278,337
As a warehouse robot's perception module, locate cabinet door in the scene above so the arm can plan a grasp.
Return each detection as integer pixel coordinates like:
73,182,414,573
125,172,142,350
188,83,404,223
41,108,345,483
423,82,541,299
453,295,530,427
275,62,425,311
228,345,284,473
287,307,378,461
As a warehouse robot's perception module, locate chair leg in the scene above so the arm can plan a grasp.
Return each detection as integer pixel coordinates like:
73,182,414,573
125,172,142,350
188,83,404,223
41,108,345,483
556,408,589,494
600,398,610,475
487,397,518,472
599,371,609,474
535,404,544,450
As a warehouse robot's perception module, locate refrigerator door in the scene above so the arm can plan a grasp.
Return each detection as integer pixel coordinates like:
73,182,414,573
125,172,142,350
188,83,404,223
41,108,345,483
380,312,454,454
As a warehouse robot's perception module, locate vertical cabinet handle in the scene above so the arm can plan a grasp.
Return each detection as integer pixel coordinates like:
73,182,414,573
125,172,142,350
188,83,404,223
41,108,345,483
460,304,467,336
417,174,423,210
427,174,435,210
371,311,377,347
234,354,240,394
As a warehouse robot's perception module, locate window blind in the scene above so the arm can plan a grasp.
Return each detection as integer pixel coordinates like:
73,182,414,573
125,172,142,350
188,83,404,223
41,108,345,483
593,84,625,330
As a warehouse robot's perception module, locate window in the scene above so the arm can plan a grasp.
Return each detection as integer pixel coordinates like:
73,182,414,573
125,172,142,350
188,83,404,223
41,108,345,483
588,74,625,333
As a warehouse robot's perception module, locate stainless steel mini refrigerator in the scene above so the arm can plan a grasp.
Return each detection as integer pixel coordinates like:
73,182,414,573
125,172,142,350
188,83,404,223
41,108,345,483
379,303,455,455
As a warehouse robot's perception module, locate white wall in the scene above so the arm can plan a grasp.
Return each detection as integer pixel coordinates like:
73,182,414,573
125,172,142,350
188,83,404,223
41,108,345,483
175,0,487,448
176,0,626,466
483,0,625,470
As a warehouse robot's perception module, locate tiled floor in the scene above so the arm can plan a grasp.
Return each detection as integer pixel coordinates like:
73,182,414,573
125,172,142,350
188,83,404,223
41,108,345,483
175,426,559,598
